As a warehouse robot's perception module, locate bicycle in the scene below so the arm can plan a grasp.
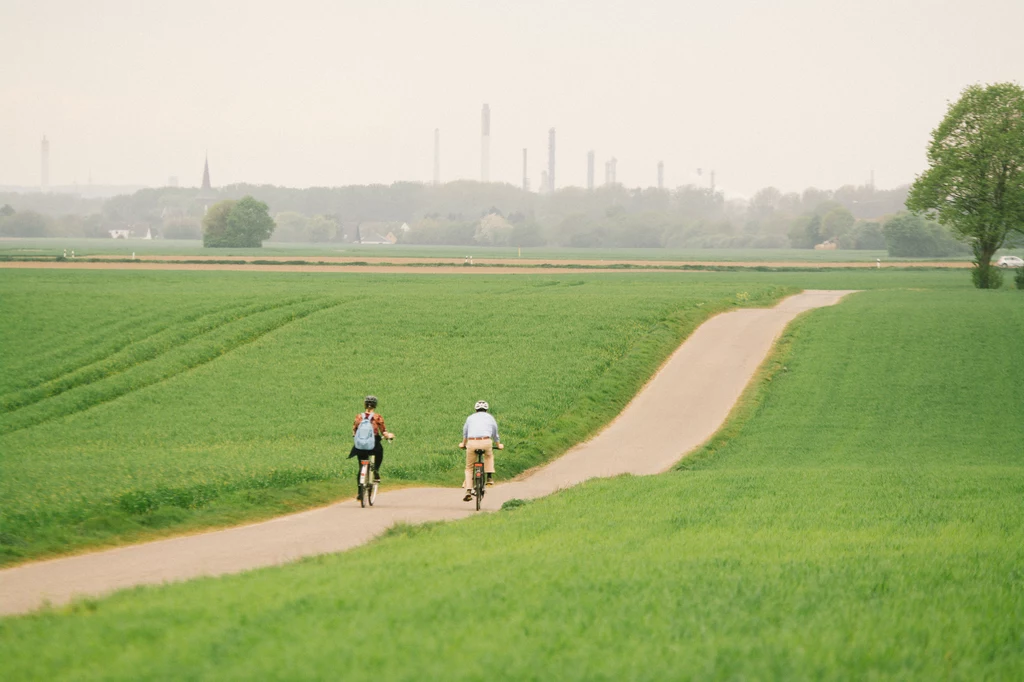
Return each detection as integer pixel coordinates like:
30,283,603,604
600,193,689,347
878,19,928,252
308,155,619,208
357,456,378,508
469,446,487,511
461,440,503,511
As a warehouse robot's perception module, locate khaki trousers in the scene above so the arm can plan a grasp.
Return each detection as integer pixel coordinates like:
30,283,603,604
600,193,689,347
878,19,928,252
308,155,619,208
462,438,495,489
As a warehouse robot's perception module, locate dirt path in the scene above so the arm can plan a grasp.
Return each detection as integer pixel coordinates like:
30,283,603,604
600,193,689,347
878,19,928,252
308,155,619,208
86,254,970,268
0,290,856,616
0,261,680,275
2,259,967,274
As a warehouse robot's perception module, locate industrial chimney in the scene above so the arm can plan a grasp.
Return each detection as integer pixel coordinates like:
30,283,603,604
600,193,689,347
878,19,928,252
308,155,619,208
433,128,440,186
481,104,490,183
547,128,556,192
41,136,50,191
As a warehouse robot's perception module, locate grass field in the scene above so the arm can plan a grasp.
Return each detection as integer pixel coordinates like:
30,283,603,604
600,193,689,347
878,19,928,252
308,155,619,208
0,269,794,564
6,236,1015,262
1,282,1020,679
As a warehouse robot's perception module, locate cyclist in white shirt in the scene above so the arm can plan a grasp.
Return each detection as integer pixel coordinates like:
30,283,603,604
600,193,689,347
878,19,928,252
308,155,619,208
458,400,504,502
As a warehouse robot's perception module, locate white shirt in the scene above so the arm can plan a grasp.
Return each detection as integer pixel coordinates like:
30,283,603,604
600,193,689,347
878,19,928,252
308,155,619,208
463,412,500,442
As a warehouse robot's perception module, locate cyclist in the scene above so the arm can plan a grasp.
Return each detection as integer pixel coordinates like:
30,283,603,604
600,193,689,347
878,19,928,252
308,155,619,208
458,400,503,502
348,395,394,492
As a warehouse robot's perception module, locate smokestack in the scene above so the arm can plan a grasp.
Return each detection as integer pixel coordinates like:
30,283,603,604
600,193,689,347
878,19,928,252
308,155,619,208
41,135,49,191
540,170,549,194
481,104,490,183
547,128,556,192
587,151,595,191
608,157,617,185
657,161,664,190
433,128,440,186
522,148,529,191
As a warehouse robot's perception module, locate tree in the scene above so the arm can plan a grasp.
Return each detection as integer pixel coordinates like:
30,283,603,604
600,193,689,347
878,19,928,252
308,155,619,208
788,214,822,248
882,213,969,257
820,206,856,240
270,211,308,242
907,82,1024,288
0,210,50,237
201,200,236,247
202,196,275,247
307,215,338,242
474,213,514,245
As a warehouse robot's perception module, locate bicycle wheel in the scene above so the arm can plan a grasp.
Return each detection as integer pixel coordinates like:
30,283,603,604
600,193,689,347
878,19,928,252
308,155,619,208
368,479,378,506
474,463,484,511
359,462,369,508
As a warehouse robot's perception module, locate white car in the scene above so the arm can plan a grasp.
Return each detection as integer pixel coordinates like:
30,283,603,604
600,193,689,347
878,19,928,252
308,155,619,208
996,255,1024,268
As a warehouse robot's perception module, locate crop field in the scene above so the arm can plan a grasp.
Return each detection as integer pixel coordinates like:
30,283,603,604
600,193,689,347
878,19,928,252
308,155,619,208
0,268,795,564
6,236,1013,262
1,282,1020,679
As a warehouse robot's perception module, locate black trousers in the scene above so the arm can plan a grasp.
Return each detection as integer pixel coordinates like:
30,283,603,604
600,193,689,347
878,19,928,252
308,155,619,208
349,437,384,483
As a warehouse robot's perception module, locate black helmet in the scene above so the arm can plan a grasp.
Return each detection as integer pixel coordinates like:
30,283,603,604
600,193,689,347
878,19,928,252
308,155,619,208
364,395,378,408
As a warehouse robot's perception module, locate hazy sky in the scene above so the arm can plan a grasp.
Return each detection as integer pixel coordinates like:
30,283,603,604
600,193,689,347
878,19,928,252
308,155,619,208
2,0,1022,196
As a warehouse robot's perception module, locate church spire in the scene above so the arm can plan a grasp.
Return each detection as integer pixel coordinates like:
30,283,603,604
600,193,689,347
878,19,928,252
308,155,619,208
201,154,211,191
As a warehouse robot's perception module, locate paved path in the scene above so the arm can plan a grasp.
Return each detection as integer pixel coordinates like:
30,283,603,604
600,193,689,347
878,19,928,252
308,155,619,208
0,290,856,616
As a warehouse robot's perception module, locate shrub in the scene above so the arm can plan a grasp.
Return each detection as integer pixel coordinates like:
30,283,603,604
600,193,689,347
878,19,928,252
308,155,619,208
1015,266,1024,289
972,264,1003,289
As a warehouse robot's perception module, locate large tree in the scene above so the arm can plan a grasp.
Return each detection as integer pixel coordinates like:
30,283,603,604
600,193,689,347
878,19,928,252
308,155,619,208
907,82,1024,288
203,196,275,247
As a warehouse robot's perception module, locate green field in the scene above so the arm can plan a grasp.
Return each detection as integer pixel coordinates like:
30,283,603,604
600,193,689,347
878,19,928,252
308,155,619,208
2,280,1021,680
4,236,1008,262
1,269,796,563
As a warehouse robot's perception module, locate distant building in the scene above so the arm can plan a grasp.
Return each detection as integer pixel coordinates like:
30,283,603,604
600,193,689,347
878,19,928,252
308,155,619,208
360,230,394,245
109,229,132,239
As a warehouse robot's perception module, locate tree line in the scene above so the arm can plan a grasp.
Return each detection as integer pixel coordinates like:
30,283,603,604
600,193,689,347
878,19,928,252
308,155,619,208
1,181,937,252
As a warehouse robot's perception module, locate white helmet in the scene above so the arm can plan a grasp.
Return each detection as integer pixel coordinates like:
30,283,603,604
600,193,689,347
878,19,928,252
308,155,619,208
474,400,489,411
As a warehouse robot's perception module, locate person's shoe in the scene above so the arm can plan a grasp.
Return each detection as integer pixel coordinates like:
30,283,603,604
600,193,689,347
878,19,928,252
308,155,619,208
463,491,473,502
486,479,494,487
374,473,381,483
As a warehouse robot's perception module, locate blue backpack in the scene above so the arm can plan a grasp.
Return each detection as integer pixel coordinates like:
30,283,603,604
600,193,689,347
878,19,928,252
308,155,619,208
354,412,376,450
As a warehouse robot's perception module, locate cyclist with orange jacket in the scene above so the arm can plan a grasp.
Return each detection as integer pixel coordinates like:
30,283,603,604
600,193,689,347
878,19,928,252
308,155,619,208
348,395,394,489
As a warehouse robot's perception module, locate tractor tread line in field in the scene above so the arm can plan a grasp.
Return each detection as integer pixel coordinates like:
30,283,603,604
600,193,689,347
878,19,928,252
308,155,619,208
0,300,253,406
0,297,321,414
0,306,191,392
0,297,346,436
